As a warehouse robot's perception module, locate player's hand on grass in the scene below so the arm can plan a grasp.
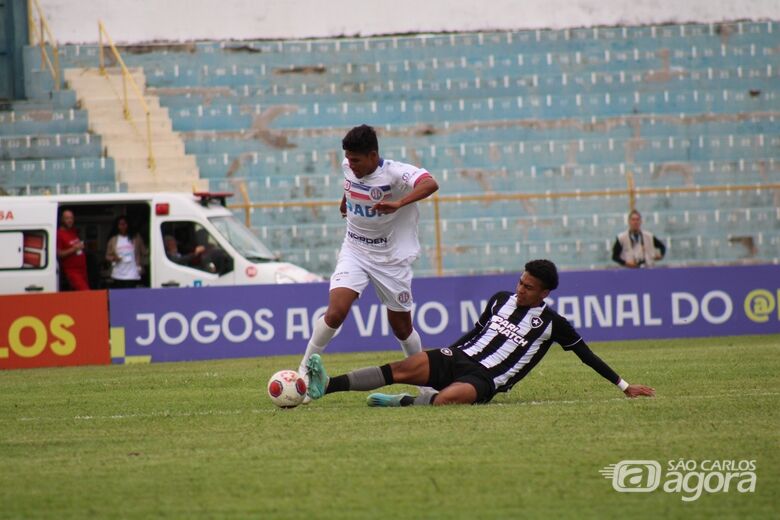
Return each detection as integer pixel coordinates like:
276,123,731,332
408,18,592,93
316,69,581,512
624,384,655,398
372,200,403,214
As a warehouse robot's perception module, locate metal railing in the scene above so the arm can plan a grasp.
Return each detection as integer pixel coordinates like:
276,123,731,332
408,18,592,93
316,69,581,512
229,181,780,276
97,21,156,172
27,0,60,90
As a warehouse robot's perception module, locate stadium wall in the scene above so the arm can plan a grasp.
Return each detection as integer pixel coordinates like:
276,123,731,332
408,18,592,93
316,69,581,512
105,265,780,364
38,0,780,43
3,266,778,368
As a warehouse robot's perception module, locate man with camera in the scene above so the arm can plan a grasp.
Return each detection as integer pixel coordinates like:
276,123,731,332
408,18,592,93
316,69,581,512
612,210,666,268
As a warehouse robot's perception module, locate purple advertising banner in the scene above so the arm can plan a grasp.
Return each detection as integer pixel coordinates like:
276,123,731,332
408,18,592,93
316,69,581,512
108,265,780,363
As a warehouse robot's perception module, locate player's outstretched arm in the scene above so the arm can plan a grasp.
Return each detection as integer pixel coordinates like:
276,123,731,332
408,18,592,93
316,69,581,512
569,342,655,398
623,384,655,398
373,177,439,214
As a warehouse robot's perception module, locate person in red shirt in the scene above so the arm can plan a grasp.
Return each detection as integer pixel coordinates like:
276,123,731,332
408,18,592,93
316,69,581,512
56,209,90,291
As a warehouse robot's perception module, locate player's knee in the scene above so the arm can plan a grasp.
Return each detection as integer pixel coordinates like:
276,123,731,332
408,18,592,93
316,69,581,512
431,393,460,406
433,384,477,405
323,308,348,328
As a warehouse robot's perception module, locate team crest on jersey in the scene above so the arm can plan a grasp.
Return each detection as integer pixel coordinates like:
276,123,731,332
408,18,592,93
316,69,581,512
397,291,411,304
369,186,385,201
344,180,352,191
530,316,544,328
440,348,453,357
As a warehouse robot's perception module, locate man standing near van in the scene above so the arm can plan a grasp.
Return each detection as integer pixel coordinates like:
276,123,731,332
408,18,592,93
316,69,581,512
56,209,90,290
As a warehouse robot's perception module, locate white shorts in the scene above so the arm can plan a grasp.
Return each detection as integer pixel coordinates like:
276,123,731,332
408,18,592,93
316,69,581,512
330,246,414,312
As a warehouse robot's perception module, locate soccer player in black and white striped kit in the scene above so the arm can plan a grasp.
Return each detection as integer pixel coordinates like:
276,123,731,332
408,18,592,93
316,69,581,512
305,259,655,406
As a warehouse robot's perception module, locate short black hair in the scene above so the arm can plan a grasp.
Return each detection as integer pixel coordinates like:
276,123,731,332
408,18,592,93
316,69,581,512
342,124,379,154
524,259,559,290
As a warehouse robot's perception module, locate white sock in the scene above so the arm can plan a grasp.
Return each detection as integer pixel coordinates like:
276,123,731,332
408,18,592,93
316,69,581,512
299,316,338,375
397,329,436,397
398,328,422,357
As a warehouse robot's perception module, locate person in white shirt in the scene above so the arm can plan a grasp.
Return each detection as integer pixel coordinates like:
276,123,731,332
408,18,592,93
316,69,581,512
299,124,439,391
106,215,147,288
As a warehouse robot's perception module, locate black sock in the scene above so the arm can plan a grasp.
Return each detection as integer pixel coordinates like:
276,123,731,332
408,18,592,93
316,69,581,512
380,364,394,385
325,375,349,394
400,393,436,406
400,395,415,406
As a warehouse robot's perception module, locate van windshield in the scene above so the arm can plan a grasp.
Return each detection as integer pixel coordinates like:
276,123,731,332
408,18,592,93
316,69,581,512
209,216,277,262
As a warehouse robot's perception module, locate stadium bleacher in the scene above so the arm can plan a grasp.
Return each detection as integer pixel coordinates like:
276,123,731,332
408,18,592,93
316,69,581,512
0,83,124,195
5,20,779,272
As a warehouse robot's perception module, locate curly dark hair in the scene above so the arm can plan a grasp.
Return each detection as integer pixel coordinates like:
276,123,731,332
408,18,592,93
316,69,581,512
342,124,379,154
524,259,559,290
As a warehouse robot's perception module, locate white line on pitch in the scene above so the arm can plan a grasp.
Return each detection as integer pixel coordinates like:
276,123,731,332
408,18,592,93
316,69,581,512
14,390,780,422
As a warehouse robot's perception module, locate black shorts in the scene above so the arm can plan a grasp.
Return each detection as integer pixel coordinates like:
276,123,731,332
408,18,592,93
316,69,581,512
425,348,497,404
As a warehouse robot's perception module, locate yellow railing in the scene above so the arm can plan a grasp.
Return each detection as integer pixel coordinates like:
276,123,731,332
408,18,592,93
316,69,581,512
97,21,156,172
229,182,780,276
626,170,637,211
27,0,60,90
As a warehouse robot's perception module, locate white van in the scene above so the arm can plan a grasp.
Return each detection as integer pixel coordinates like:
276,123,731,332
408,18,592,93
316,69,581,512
0,192,322,294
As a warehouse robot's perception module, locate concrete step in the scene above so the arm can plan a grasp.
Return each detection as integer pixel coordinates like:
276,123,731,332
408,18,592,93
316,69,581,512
96,130,184,144
119,170,200,182
118,171,202,184
95,128,187,140
81,95,164,109
125,178,209,193
64,65,204,192
117,175,203,191
104,140,186,158
116,155,198,172
88,118,174,135
65,67,146,87
80,96,161,111
69,85,149,101
67,81,149,102
83,104,170,121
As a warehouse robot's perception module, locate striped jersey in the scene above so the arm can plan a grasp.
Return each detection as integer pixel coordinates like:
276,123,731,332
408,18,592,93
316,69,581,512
342,157,431,263
457,291,584,392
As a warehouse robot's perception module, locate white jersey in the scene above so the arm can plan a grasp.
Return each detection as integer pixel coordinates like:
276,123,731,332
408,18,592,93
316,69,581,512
342,157,431,263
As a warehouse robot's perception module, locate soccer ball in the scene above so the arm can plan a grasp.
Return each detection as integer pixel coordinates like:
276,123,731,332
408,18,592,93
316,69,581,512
267,370,307,408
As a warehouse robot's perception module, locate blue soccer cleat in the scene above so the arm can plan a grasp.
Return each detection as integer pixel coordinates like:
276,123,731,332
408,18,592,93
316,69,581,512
367,393,412,407
305,354,329,400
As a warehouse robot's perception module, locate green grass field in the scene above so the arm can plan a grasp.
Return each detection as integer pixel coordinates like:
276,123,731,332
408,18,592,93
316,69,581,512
1,335,778,519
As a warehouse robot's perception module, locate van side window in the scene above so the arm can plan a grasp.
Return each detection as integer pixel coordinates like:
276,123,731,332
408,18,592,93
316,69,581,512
0,231,48,270
161,221,233,275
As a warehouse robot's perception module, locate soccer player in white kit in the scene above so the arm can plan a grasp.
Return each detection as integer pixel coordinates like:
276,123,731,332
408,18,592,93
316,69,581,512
298,124,439,389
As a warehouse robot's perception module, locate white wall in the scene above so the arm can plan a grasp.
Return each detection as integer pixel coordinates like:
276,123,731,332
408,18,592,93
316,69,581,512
40,0,780,43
